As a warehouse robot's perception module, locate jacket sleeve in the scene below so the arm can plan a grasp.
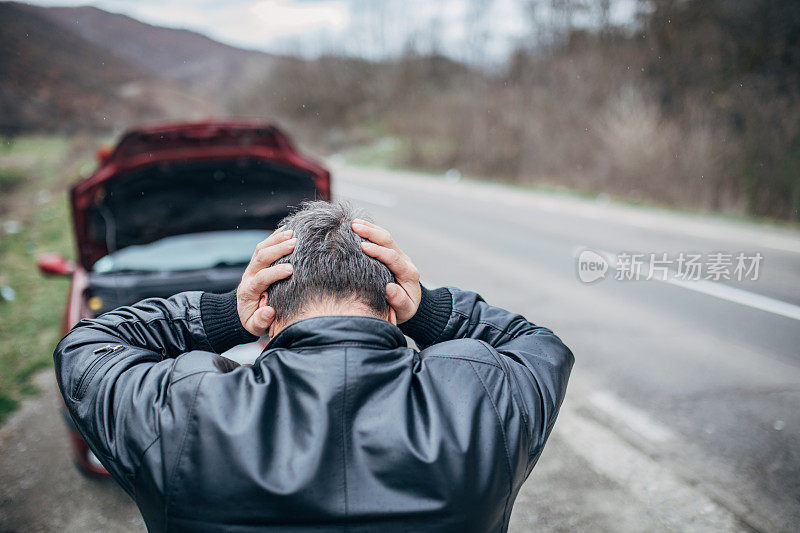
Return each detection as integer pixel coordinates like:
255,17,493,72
401,285,574,456
53,290,255,495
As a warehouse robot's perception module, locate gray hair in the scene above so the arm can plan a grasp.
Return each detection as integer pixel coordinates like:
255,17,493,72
267,200,394,322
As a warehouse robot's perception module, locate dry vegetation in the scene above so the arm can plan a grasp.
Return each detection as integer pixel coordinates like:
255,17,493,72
2,0,797,221
235,0,800,221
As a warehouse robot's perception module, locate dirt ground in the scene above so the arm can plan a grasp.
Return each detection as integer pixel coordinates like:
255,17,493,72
0,372,143,533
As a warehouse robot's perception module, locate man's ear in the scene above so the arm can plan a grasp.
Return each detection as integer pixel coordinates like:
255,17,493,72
388,306,397,326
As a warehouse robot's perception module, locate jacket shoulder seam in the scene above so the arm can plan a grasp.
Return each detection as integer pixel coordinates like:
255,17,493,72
166,372,205,524
467,360,515,523
476,340,532,441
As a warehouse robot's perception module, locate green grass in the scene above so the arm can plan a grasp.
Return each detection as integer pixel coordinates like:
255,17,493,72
0,168,25,193
0,135,88,425
344,137,408,168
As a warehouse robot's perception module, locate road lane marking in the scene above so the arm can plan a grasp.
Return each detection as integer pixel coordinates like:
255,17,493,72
557,404,742,532
335,183,398,208
585,246,800,321
661,276,800,321
589,390,676,444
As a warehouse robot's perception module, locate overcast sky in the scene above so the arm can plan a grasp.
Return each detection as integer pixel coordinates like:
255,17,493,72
24,0,637,63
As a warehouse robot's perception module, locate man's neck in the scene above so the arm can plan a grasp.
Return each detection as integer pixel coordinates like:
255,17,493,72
270,302,389,337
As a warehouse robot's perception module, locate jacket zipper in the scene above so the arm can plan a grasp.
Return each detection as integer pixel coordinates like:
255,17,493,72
73,345,123,399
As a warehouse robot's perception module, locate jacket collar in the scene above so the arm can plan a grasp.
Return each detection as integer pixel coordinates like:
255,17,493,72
264,315,407,351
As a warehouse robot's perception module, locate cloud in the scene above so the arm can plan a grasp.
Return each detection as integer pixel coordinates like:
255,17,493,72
22,0,635,63
24,0,350,46
109,0,352,51
249,0,349,37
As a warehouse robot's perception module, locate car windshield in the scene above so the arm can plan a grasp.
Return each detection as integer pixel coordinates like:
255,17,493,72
92,230,268,273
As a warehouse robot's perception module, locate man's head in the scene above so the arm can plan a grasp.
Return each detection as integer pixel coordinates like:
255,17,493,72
266,201,395,332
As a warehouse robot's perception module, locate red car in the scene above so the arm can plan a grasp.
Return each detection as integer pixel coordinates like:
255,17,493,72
38,121,331,476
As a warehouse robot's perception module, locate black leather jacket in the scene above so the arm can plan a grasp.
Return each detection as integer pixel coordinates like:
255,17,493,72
54,286,573,532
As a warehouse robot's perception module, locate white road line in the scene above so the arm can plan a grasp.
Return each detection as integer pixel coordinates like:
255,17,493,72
661,276,800,321
589,390,676,444
582,246,800,321
335,183,398,208
556,404,741,532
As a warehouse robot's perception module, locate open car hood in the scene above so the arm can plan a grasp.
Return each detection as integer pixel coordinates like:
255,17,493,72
71,122,330,270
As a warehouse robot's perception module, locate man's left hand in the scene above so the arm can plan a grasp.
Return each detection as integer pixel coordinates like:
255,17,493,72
351,219,421,324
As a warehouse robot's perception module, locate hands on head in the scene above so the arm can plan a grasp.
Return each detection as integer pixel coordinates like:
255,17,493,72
236,220,421,337
350,219,421,324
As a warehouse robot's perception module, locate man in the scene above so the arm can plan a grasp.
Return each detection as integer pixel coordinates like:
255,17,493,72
55,201,573,532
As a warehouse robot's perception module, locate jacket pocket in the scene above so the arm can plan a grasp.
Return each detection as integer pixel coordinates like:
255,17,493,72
73,345,123,399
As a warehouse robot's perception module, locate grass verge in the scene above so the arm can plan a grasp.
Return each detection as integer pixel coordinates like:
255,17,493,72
0,136,92,425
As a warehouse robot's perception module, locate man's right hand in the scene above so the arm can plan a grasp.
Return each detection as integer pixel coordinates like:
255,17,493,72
351,219,421,324
237,227,296,336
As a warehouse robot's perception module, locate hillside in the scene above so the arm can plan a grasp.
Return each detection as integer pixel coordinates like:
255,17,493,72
39,5,282,96
0,2,218,134
1,0,796,220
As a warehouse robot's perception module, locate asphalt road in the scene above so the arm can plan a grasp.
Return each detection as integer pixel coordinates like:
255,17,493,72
2,162,799,532
334,163,800,532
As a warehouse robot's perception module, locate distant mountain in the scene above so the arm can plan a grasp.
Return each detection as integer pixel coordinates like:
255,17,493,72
0,1,220,133
0,1,468,136
39,5,282,96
